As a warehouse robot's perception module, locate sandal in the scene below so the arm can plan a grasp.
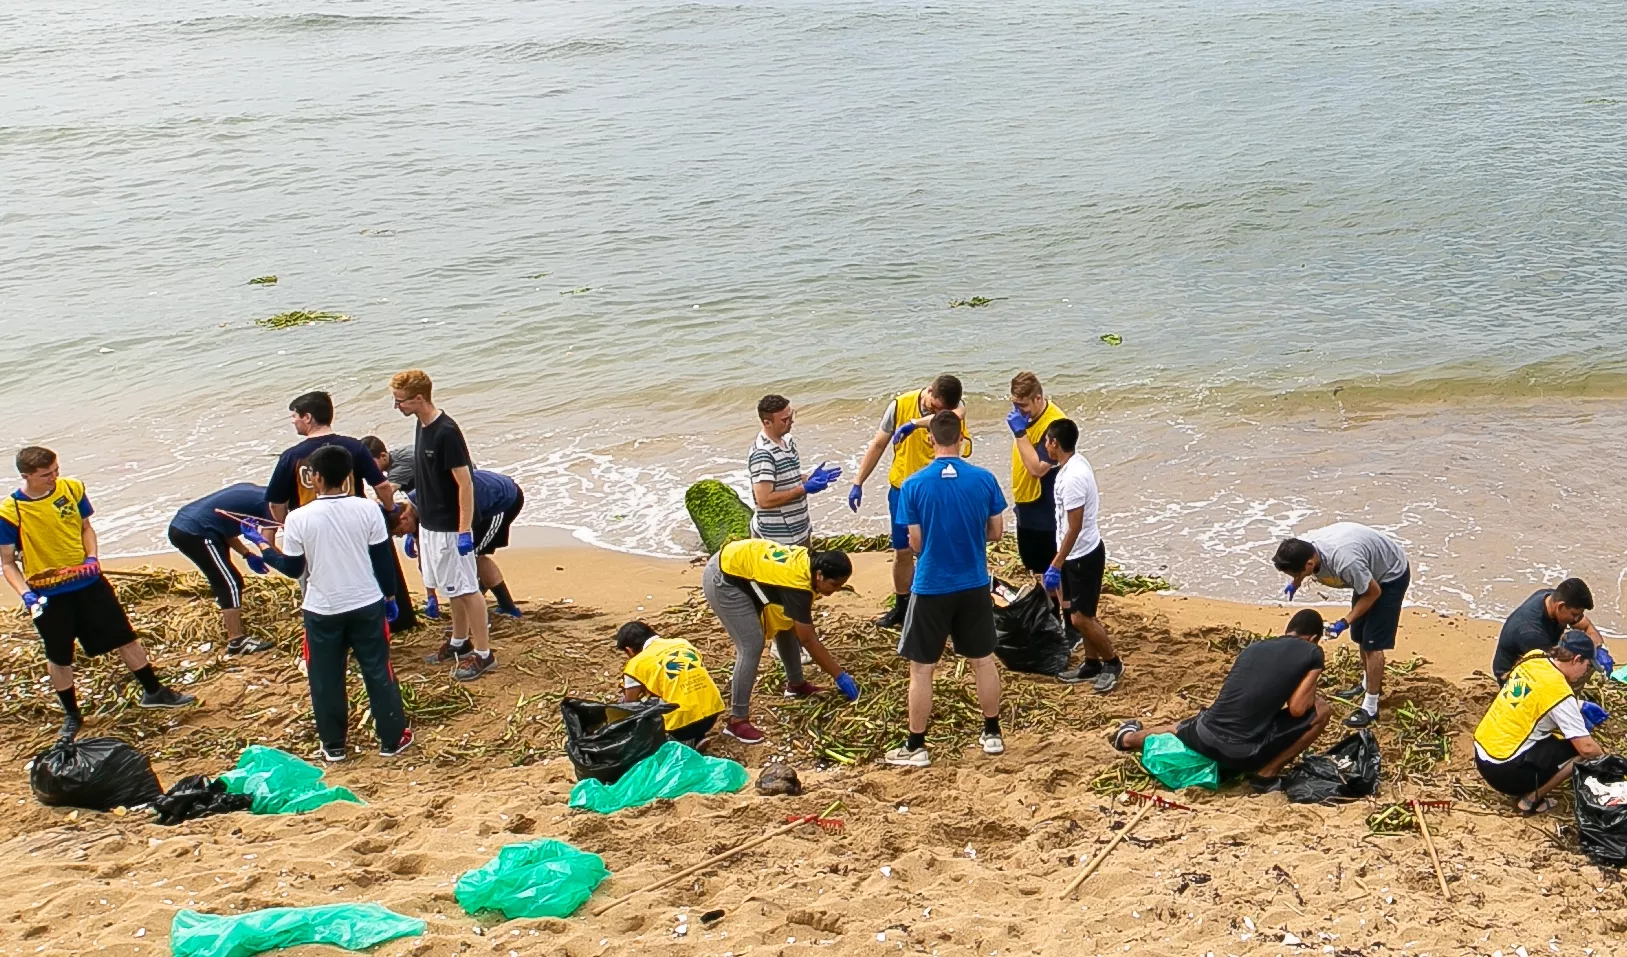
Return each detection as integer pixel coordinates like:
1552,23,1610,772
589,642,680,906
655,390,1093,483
1516,795,1557,816
1111,720,1143,753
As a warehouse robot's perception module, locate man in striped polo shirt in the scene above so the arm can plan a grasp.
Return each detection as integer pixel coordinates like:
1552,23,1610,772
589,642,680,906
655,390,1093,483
749,395,841,546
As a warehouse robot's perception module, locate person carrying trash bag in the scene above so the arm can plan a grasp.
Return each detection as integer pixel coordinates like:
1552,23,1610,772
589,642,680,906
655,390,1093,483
1110,610,1333,793
1473,630,1605,816
615,621,725,748
702,538,860,744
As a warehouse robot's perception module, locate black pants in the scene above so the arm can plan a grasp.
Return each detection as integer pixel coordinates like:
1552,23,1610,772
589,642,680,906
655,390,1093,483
168,526,244,610
389,546,418,630
669,714,718,748
302,600,407,750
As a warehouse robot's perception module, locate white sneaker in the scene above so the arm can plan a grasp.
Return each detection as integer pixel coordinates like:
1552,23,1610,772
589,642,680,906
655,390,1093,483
979,732,1005,755
883,745,931,768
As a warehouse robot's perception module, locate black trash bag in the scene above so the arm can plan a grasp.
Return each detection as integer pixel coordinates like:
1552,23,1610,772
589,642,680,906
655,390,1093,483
561,697,677,784
991,579,1071,676
153,775,254,826
1285,730,1381,804
1573,756,1627,865
29,737,163,811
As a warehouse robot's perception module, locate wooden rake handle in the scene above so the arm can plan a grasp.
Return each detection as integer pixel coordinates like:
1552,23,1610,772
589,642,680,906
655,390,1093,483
1062,800,1154,898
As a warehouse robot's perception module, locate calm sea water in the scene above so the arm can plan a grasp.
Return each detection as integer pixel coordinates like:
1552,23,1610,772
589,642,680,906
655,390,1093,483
4,1,1627,625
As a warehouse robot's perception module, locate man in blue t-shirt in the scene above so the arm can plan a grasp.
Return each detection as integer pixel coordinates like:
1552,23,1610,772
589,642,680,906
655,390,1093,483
167,483,275,656
883,412,1008,769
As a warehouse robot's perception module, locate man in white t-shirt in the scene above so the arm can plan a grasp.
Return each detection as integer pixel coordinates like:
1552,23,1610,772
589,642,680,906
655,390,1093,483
1040,419,1122,693
244,444,411,763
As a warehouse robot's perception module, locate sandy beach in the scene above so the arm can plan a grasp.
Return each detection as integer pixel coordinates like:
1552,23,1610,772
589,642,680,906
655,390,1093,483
0,541,1622,957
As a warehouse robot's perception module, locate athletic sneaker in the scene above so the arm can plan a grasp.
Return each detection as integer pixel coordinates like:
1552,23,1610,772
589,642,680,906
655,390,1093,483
723,718,766,744
495,605,523,619
58,712,83,742
380,728,414,758
1344,709,1377,728
883,745,931,768
1065,625,1085,652
783,681,825,699
425,639,471,664
1058,659,1102,685
1332,682,1365,702
979,732,1005,755
453,651,497,682
139,688,197,709
1111,720,1143,752
875,600,908,629
226,636,273,656
1092,661,1124,694
319,743,347,764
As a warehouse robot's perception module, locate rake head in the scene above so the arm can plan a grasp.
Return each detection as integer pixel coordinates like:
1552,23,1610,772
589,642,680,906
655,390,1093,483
1412,799,1454,812
787,813,845,833
1125,790,1194,811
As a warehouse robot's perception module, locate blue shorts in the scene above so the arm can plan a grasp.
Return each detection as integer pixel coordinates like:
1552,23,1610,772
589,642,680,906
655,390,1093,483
886,485,910,551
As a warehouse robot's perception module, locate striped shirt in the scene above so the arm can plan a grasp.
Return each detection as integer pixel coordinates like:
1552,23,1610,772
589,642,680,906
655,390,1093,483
748,431,810,545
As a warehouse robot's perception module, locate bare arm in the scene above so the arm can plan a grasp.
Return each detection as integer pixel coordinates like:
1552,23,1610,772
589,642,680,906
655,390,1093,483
81,516,99,559
754,479,806,510
1,544,26,600
226,535,252,556
908,524,923,555
1051,507,1082,569
985,511,1005,543
1287,670,1323,718
452,467,474,533
373,479,398,513
793,620,843,679
621,681,648,704
1014,436,1050,479
851,430,892,488
1574,734,1605,760
1344,579,1382,624
1579,615,1604,646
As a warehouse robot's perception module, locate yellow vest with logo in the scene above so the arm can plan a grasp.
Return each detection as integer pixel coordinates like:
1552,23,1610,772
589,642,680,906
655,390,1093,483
886,390,972,489
624,637,725,730
1010,400,1066,504
0,478,89,580
720,539,811,637
1473,653,1576,761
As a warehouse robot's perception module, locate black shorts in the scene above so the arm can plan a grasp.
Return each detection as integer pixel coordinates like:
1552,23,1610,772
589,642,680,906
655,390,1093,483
1351,566,1410,652
32,576,138,667
1175,709,1316,774
1015,525,1056,574
476,488,525,556
897,586,997,664
1062,540,1107,619
1476,737,1577,796
168,525,244,610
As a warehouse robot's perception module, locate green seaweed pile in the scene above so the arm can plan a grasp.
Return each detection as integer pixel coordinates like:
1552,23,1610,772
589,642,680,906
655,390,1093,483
247,275,278,286
684,480,753,554
255,311,350,330
949,296,1003,308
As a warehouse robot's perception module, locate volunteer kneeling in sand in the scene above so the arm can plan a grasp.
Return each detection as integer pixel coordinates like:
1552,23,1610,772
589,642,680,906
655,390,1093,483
1274,522,1411,729
1492,577,1607,684
616,621,726,748
166,483,275,656
1110,609,1332,792
1473,631,1605,815
244,445,411,762
702,538,860,744
884,412,1009,768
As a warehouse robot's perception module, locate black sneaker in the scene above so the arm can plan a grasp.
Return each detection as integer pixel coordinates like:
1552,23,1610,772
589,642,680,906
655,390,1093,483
319,743,347,764
380,728,414,757
874,599,908,629
453,651,497,682
1332,682,1365,702
58,712,84,742
226,636,274,656
1065,625,1085,652
1057,659,1102,685
424,639,471,664
1092,660,1124,694
1344,709,1377,728
138,687,197,709
1249,774,1284,794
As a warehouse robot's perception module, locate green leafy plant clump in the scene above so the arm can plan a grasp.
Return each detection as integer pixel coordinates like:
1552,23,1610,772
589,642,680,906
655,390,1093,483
255,311,351,330
561,287,591,295
949,296,1005,308
247,275,278,286
1100,333,1123,346
684,480,753,554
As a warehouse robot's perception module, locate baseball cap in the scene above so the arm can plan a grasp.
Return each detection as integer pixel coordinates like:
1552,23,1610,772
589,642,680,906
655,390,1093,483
1560,630,1596,660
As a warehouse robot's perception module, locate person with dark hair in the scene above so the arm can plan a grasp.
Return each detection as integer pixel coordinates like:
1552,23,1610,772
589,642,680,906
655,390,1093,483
702,538,859,744
357,437,423,627
748,394,841,547
242,444,410,762
267,391,398,564
1005,372,1070,616
616,620,725,748
1042,418,1122,692
1274,522,1411,728
167,483,276,655
883,412,1008,768
847,374,971,628
1474,630,1605,815
1111,609,1332,792
1,446,196,740
387,471,526,619
1492,578,1607,683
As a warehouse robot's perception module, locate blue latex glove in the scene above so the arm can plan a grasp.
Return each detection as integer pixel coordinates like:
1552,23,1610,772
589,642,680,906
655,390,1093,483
1582,701,1609,730
21,590,46,618
84,556,100,577
425,594,440,620
1042,566,1062,592
402,533,418,559
1326,619,1349,639
847,485,862,513
891,422,918,446
1283,581,1297,600
244,553,268,575
385,598,399,623
1597,645,1616,675
1006,407,1030,436
239,520,268,547
803,462,841,496
457,531,475,556
836,672,860,702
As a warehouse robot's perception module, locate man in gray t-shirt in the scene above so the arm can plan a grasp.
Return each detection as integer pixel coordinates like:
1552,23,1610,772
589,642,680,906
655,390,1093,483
1273,522,1411,730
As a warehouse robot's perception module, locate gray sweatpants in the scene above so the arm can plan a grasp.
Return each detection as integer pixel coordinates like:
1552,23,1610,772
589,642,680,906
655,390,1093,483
702,552,805,718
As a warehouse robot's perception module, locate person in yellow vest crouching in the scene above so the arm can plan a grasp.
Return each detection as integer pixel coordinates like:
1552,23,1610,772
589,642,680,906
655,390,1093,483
1474,630,1605,816
617,621,726,748
847,374,970,628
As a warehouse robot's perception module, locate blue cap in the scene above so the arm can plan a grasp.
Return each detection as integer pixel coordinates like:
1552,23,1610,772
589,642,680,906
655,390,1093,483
1560,630,1596,660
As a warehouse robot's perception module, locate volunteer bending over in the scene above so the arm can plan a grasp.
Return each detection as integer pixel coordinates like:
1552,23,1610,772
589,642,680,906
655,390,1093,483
1473,631,1605,816
616,621,726,748
702,538,859,744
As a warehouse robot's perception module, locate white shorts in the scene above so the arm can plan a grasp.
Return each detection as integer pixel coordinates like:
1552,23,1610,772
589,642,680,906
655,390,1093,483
419,528,479,598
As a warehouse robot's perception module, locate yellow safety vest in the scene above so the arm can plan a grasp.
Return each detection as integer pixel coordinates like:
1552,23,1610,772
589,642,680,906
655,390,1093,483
624,637,725,730
720,539,813,636
1473,652,1576,761
1010,400,1066,505
886,390,972,488
0,479,89,581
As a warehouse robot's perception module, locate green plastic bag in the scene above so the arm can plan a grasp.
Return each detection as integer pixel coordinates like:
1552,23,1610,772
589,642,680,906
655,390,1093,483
1140,733,1220,791
568,740,749,814
218,746,362,814
455,839,610,919
171,903,424,957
